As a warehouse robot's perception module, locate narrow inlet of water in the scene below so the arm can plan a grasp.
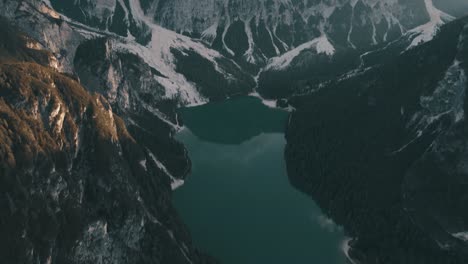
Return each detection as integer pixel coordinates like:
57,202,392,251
173,96,347,264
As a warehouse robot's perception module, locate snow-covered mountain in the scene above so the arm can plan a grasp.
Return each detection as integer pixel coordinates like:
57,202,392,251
48,0,448,65
0,0,256,189
257,0,459,99
141,0,433,62
5,0,254,106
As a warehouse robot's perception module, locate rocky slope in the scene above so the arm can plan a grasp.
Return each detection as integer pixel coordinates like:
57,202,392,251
285,16,468,264
1,0,255,105
50,0,435,65
0,20,216,264
0,0,256,184
0,2,255,263
257,0,461,99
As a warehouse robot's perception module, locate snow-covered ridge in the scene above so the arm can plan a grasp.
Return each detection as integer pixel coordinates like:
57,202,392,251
115,0,243,106
43,0,446,69
30,0,249,107
261,0,456,76
144,0,433,61
150,0,422,38
7,0,249,194
265,35,335,71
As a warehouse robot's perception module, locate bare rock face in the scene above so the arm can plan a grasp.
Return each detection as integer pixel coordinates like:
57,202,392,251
0,0,256,183
48,0,434,64
38,0,468,69
148,0,429,49
0,21,216,264
256,0,464,99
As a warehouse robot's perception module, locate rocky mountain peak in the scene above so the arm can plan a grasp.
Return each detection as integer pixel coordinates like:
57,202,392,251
48,0,441,65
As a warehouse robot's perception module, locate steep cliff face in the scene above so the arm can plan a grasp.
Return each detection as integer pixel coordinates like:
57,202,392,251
1,0,255,106
143,0,430,61
0,21,216,264
48,0,436,65
285,17,468,264
0,2,252,262
49,0,153,45
14,0,456,104
0,0,256,183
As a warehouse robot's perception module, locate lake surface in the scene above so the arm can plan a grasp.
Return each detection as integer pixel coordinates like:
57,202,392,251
173,96,347,264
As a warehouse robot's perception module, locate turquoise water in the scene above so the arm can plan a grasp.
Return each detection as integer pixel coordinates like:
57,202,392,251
174,96,347,264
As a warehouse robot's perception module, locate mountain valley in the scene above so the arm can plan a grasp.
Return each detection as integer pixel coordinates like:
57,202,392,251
1,0,468,263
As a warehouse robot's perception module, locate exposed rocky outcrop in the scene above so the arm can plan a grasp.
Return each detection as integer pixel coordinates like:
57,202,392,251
0,0,256,183
48,0,438,66
257,0,458,99
0,20,216,264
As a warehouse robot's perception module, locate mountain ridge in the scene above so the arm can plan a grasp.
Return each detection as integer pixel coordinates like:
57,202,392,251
284,15,468,264
2,1,468,263
0,19,219,264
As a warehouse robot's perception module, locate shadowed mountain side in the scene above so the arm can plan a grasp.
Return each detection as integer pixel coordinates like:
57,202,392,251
285,16,468,264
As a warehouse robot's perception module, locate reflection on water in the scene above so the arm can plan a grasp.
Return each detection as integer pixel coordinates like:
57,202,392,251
178,96,287,144
173,96,347,264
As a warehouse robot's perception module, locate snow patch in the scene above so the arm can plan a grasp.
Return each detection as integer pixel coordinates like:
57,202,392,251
272,24,289,51
123,0,234,106
406,0,454,50
266,26,280,56
221,6,235,57
249,92,277,108
170,179,185,190
453,232,468,242
147,150,185,190
201,22,218,44
244,20,258,64
342,238,357,264
266,35,335,70
116,0,130,22
140,159,147,171
347,3,357,49
316,36,336,56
